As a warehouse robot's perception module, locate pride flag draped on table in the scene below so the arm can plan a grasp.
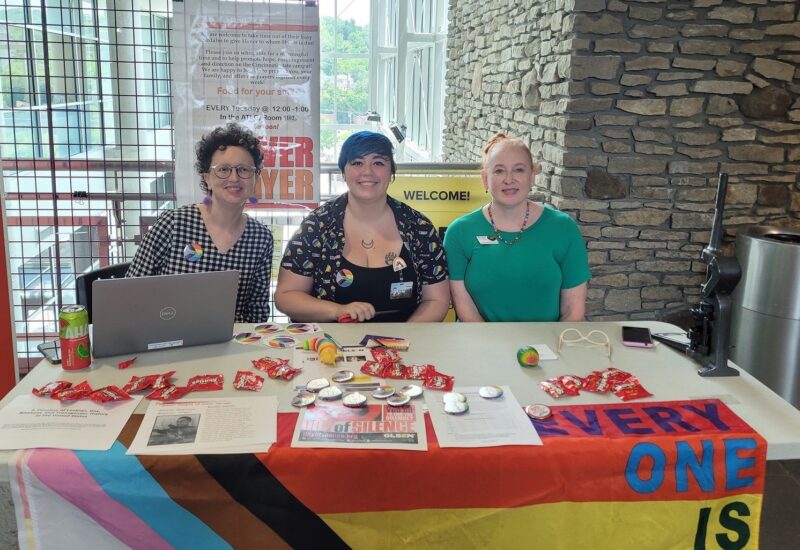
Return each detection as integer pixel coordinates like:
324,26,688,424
9,399,765,549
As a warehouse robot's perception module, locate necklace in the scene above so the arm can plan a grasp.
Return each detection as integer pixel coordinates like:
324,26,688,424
361,239,375,249
487,201,531,246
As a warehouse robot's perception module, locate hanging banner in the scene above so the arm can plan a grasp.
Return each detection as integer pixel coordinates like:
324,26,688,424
173,0,320,208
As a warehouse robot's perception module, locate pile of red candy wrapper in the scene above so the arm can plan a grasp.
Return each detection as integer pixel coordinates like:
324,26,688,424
360,347,454,391
539,367,652,401
32,372,229,402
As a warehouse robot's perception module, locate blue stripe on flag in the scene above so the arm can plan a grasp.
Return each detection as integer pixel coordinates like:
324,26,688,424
76,442,230,549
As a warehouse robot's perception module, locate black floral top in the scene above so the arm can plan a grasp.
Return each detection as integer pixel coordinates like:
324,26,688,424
281,193,448,305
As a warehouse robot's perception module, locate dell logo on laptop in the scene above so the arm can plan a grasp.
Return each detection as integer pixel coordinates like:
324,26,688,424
160,307,177,320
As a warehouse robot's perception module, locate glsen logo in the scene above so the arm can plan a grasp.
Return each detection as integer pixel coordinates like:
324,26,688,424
160,307,177,320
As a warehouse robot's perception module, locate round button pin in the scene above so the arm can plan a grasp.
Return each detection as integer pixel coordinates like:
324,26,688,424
524,404,552,419
305,378,330,393
399,384,423,399
291,391,316,408
343,391,367,408
387,394,411,407
372,385,395,399
331,370,354,383
444,400,469,415
442,392,467,404
478,385,504,399
318,386,343,401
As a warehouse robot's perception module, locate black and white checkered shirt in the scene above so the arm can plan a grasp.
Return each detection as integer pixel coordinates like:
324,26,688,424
127,204,273,322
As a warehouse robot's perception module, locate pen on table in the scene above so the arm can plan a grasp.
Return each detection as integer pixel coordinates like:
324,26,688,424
337,309,400,323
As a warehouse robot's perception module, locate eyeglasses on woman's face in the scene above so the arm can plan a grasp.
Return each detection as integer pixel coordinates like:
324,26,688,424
209,164,258,179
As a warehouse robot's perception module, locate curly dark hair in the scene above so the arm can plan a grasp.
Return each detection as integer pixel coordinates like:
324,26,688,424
195,123,264,194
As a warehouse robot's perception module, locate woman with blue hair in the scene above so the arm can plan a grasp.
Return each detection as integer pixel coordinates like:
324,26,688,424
275,131,450,322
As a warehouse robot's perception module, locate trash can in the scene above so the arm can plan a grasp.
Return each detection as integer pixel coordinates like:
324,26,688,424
730,225,800,408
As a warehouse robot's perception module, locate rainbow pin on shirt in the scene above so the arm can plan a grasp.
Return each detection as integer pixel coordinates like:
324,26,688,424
335,268,354,287
184,243,203,262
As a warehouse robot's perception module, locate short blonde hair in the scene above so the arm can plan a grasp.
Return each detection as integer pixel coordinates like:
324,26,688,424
481,132,536,171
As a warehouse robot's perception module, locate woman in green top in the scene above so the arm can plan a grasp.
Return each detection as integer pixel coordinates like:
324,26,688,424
443,133,591,322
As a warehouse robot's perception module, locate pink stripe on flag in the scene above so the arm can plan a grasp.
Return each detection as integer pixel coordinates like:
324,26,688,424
26,449,172,550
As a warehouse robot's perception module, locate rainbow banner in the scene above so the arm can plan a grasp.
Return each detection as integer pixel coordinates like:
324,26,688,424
10,399,765,549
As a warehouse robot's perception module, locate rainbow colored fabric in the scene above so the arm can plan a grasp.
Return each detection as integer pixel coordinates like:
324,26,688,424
10,399,765,549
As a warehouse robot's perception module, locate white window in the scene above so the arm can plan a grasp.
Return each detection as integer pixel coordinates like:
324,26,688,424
320,0,447,162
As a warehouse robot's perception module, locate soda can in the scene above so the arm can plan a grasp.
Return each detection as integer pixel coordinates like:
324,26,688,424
59,305,91,370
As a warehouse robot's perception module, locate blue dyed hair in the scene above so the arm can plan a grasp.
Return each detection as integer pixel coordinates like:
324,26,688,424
337,131,397,176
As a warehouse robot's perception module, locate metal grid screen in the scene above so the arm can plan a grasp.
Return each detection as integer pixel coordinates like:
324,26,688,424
0,0,179,373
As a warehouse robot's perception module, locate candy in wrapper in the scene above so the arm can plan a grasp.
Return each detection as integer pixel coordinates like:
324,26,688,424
252,357,290,374
33,380,72,397
268,364,302,380
602,368,633,388
580,371,611,393
122,376,147,394
557,375,582,396
360,361,384,377
52,381,94,401
187,374,224,392
403,364,435,380
539,379,566,399
146,384,191,401
234,370,264,391
370,347,401,365
153,371,176,390
122,371,176,394
117,356,138,369
613,377,653,401
423,373,454,392
88,385,132,403
381,363,406,379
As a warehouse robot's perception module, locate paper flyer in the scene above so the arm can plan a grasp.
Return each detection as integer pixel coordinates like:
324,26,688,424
291,400,427,451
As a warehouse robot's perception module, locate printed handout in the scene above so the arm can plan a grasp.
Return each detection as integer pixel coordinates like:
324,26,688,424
0,394,142,451
127,396,277,455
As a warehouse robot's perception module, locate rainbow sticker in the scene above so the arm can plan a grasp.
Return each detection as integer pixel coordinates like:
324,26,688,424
184,242,203,262
267,335,297,348
233,332,261,344
286,323,314,334
254,323,281,334
335,268,354,288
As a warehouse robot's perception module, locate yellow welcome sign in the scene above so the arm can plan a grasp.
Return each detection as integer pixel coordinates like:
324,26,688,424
388,173,485,239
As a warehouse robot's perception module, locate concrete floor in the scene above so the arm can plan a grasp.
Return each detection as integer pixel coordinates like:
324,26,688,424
761,459,800,549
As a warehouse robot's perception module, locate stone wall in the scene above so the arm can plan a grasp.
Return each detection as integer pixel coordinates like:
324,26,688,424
443,0,800,320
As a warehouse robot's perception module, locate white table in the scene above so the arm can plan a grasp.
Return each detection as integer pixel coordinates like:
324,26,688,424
3,320,800,460
3,320,799,549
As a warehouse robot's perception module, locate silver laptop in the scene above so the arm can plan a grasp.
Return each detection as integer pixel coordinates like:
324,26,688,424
91,270,239,358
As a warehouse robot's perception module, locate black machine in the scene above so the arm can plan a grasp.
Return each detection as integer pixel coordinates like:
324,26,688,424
652,173,741,377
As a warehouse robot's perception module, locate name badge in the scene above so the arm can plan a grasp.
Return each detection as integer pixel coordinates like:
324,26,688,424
389,281,413,300
476,236,499,245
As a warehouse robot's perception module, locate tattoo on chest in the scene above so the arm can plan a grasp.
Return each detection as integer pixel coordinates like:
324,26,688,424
385,251,397,266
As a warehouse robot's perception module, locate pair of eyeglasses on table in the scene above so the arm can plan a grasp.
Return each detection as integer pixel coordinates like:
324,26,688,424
557,328,612,358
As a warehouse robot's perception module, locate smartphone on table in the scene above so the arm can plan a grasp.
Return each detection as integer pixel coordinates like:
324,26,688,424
621,326,654,348
37,340,62,364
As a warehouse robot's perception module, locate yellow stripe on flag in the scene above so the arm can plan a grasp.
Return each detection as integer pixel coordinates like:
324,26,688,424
322,494,762,549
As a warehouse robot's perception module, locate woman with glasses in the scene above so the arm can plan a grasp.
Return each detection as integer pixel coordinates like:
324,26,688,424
127,123,273,322
443,132,590,322
275,131,449,323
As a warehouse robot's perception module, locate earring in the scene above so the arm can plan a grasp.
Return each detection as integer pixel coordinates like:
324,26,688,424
248,196,258,205
202,196,212,206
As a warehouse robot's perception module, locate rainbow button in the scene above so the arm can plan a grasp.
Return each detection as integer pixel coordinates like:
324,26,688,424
184,242,203,262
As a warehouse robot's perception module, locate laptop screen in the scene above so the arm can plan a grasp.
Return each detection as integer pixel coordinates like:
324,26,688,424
90,270,239,358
